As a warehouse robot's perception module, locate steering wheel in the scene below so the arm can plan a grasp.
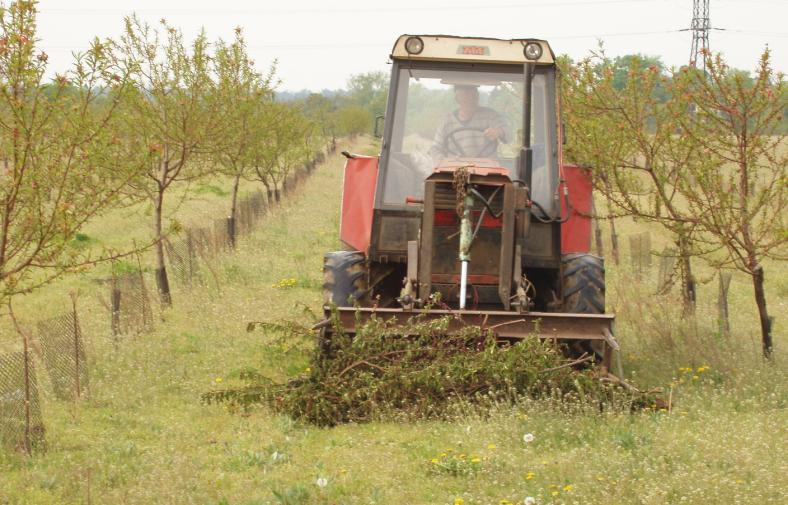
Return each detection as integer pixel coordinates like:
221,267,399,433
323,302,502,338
444,126,499,158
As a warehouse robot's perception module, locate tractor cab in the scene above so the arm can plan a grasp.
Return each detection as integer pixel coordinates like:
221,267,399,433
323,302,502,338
379,36,558,219
327,35,617,370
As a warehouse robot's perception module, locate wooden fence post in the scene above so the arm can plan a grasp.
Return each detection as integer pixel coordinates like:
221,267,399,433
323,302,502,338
592,200,604,257
629,234,642,276
657,248,676,294
21,329,32,455
110,273,121,337
718,271,732,337
609,216,620,265
70,294,81,399
641,232,652,270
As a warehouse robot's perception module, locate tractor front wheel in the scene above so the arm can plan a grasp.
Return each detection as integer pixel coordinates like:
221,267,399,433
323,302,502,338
561,253,606,363
562,253,605,314
323,251,368,306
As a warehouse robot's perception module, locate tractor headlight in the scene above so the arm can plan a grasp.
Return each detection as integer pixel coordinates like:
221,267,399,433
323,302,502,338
523,42,542,61
405,36,424,55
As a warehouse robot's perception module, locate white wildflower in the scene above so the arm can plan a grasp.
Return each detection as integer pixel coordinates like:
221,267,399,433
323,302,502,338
524,497,536,505
316,477,328,488
523,433,535,443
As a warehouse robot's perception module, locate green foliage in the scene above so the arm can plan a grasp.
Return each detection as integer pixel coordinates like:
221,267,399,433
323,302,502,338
193,183,229,196
346,70,388,118
428,449,482,476
562,48,786,356
271,485,311,505
204,311,638,426
335,105,370,137
69,233,97,250
0,0,148,301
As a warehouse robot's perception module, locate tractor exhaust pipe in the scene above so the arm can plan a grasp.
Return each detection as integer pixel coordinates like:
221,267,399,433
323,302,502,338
459,260,469,309
459,192,473,309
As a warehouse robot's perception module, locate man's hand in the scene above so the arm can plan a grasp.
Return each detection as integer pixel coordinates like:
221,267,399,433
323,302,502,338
483,126,504,141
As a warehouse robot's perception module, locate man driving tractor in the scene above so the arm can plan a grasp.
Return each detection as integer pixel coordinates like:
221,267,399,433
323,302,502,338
428,84,510,161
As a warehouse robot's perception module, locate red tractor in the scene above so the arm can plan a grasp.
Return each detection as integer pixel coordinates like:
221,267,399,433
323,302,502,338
323,35,617,369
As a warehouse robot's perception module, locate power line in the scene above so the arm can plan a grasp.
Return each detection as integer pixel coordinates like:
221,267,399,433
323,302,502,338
549,29,683,40
38,27,787,54
36,0,669,15
712,28,788,37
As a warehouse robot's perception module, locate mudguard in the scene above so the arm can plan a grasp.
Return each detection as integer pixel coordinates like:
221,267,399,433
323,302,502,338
340,155,379,254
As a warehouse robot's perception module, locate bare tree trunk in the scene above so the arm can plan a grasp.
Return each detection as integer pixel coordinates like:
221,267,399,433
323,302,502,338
751,264,773,358
228,174,241,248
678,235,695,314
153,187,172,307
261,179,273,205
274,187,281,203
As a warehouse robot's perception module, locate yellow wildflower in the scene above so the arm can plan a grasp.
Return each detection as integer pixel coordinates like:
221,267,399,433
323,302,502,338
551,491,559,497
454,498,464,505
525,471,536,480
471,457,481,464
487,443,497,449
430,458,439,464
563,484,573,492
214,377,222,383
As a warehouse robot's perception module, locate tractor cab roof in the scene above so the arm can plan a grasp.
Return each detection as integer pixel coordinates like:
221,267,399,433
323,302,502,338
390,35,555,65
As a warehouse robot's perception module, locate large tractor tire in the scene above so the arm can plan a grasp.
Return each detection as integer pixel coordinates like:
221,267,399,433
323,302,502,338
323,251,368,306
562,253,605,314
561,253,605,362
320,251,368,361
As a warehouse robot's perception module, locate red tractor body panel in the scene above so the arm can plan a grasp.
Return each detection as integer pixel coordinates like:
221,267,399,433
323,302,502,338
340,155,379,253
560,164,593,254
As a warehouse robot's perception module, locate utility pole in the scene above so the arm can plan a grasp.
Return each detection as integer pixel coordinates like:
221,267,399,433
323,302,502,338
689,0,710,68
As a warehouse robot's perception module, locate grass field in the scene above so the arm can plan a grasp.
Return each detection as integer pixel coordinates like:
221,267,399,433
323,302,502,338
1,136,786,505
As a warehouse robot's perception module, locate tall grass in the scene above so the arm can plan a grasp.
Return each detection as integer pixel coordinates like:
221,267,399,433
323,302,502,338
0,136,785,504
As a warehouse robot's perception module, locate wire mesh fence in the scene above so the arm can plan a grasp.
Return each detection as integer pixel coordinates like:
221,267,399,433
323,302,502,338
0,348,45,453
37,310,88,401
629,231,652,276
163,188,276,288
96,270,154,337
0,150,329,455
657,247,678,294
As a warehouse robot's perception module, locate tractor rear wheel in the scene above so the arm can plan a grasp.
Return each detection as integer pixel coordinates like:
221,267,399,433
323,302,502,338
561,253,605,362
323,251,368,306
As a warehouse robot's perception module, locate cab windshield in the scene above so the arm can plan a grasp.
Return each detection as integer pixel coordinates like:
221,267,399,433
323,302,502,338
382,63,556,213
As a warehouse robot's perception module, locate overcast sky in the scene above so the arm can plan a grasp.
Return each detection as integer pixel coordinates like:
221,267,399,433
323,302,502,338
35,0,787,91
